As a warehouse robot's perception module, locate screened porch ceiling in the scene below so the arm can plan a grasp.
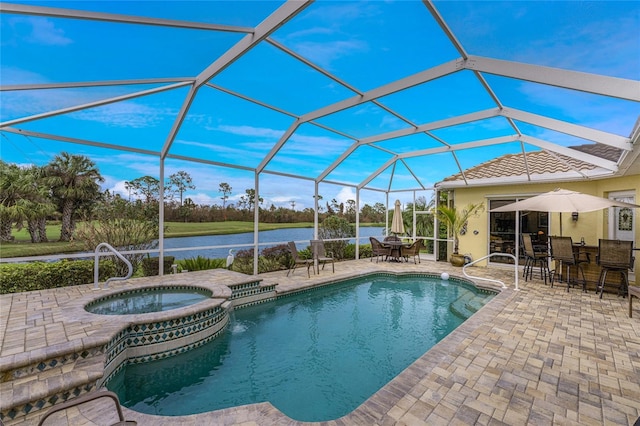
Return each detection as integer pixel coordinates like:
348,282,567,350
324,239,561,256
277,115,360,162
1,0,639,198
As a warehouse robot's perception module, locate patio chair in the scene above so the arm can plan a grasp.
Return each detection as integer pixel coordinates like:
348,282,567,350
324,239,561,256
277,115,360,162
37,389,137,426
402,239,424,264
383,235,403,261
370,237,390,262
549,236,588,292
287,241,314,278
522,233,550,285
311,239,334,274
596,239,634,299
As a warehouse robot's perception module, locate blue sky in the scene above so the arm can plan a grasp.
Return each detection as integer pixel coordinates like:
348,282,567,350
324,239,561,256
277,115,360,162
1,1,639,211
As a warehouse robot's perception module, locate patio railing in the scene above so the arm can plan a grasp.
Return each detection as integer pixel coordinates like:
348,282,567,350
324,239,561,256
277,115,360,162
462,253,519,291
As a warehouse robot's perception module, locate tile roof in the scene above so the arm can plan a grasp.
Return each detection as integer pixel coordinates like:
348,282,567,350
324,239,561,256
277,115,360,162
441,144,622,183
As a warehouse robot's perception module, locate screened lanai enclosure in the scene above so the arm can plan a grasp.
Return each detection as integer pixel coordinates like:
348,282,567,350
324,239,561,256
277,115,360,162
1,1,639,273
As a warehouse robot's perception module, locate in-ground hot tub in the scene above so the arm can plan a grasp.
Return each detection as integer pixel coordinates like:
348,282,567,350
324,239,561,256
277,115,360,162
85,285,212,315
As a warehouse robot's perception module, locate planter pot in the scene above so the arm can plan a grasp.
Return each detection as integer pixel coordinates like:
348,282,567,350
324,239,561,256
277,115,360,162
449,254,465,267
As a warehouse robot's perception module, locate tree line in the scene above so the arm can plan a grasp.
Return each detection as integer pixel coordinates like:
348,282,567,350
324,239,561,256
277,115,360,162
0,152,394,244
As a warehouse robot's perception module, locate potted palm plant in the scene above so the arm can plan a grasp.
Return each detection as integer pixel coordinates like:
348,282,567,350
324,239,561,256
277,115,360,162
437,202,484,266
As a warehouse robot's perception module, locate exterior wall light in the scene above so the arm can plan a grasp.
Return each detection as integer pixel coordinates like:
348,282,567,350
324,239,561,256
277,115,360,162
571,212,579,221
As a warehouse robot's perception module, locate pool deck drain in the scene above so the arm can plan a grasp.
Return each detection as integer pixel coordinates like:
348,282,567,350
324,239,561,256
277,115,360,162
1,258,639,425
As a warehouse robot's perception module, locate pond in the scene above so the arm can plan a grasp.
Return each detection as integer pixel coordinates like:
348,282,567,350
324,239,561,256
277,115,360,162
164,227,385,260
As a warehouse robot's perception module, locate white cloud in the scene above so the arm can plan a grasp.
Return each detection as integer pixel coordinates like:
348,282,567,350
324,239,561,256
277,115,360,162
187,192,218,206
212,124,285,139
517,82,639,136
291,40,368,69
7,17,72,46
0,71,175,128
72,102,176,128
107,179,139,200
334,187,356,205
0,66,48,85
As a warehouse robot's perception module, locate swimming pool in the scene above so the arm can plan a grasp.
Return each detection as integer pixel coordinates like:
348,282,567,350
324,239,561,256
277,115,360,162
85,286,211,315
106,274,494,422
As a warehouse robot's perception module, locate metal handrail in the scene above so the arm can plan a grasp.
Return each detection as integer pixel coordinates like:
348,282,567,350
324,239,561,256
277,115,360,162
37,389,134,426
462,253,519,291
94,242,133,290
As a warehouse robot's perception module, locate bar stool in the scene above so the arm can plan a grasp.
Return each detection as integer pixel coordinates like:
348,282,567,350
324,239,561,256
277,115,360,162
522,234,550,285
549,236,588,292
596,239,634,299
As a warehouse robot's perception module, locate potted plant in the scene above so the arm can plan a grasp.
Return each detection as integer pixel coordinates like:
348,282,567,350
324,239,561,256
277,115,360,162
437,202,484,266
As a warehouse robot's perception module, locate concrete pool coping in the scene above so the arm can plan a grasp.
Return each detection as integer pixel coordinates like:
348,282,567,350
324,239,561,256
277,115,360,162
1,258,639,425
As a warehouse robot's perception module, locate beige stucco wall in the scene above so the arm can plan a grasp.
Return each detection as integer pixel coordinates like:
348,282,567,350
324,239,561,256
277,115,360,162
447,174,640,276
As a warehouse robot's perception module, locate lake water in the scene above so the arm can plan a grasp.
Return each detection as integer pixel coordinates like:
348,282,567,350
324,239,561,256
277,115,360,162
163,227,385,260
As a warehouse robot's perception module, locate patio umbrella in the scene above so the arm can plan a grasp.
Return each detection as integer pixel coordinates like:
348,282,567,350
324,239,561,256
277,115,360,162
490,188,639,268
490,188,640,215
390,199,405,236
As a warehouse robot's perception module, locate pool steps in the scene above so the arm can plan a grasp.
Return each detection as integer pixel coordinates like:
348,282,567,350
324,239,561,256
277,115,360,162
449,291,491,319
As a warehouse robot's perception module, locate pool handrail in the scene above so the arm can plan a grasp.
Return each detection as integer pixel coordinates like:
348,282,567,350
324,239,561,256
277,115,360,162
37,389,135,426
462,253,519,291
94,242,133,290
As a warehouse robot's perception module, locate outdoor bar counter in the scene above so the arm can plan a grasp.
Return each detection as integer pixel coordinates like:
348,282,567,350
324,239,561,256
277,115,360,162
557,243,630,294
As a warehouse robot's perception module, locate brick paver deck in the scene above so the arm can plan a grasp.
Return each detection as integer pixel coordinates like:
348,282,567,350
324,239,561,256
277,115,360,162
1,258,638,425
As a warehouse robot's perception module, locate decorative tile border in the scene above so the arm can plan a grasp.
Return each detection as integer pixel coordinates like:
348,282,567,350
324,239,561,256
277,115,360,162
1,382,97,422
103,319,229,388
3,347,105,382
103,304,228,374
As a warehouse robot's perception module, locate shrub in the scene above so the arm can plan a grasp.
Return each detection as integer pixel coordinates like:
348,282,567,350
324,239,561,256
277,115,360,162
319,216,355,259
0,259,116,294
141,256,175,276
260,244,290,270
75,194,160,276
231,249,255,274
231,245,293,274
177,256,224,272
343,243,371,260
297,247,312,259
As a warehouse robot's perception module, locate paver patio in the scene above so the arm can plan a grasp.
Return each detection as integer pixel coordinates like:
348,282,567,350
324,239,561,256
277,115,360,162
1,257,638,425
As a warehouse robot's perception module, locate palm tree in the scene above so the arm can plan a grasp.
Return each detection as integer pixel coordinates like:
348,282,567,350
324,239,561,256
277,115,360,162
15,166,56,242
43,153,104,241
0,161,22,241
437,202,484,256
403,196,436,238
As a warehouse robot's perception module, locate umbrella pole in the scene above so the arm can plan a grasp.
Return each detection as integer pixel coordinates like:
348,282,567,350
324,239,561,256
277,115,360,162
515,210,520,289
559,212,562,236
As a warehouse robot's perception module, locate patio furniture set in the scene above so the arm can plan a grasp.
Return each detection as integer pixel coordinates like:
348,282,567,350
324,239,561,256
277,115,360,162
286,237,426,278
521,236,636,312
286,240,334,278
369,237,424,264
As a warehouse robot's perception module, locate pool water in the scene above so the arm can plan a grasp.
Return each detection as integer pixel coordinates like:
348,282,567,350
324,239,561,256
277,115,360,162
86,287,210,315
107,275,494,421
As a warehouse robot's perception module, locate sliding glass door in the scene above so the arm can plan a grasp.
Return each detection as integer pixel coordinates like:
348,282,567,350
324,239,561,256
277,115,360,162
489,199,549,265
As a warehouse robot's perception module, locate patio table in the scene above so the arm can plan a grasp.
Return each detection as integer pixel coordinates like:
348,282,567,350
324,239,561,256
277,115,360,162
383,241,411,262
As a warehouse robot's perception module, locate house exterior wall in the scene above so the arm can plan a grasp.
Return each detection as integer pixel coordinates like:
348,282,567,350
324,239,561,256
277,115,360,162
447,174,640,278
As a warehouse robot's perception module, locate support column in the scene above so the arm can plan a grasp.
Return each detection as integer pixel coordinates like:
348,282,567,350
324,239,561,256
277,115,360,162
253,172,260,276
159,159,165,276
